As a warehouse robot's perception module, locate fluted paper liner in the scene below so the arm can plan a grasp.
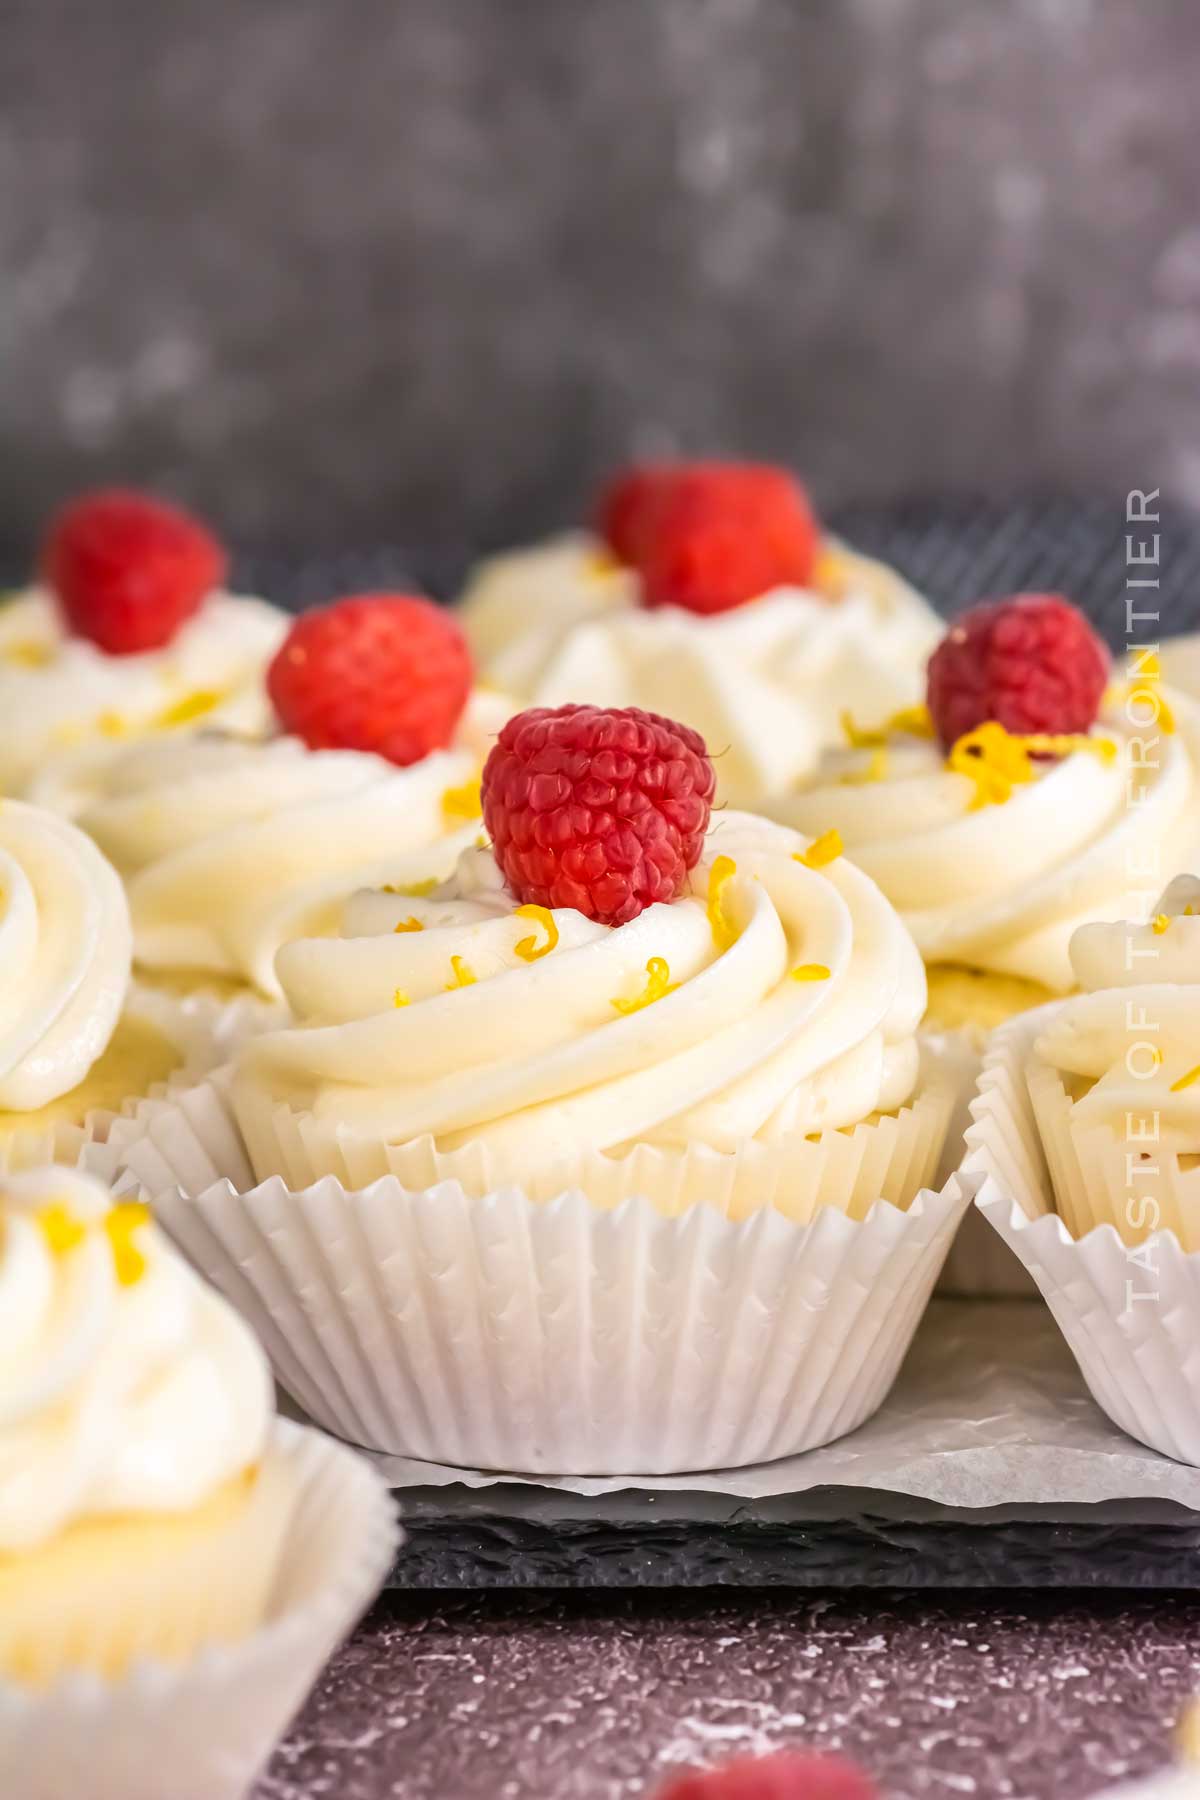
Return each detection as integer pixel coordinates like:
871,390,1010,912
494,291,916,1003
108,1063,970,1473
228,1042,961,1223
965,1004,1200,1466
928,1026,1037,1297
0,984,283,1178
0,1421,398,1800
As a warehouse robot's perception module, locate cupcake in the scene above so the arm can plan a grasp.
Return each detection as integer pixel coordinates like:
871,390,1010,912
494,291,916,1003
0,797,221,1171
0,489,287,797
459,462,941,807
113,705,970,1473
35,593,514,1000
966,877,1200,1464
0,1165,396,1795
767,595,1200,1036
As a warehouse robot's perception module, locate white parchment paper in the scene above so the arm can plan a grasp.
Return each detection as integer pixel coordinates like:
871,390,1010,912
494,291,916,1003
355,1298,1200,1519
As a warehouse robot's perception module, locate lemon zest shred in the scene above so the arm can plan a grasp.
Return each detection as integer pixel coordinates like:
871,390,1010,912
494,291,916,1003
106,1202,151,1286
1,638,54,668
1170,1063,1200,1093
611,956,678,1015
1153,914,1171,936
393,988,410,1008
382,876,439,898
513,904,559,962
445,954,477,990
841,704,932,747
947,722,1116,811
152,688,225,730
36,1203,87,1257
790,963,831,982
441,775,483,824
393,917,424,934
707,856,739,951
795,829,843,870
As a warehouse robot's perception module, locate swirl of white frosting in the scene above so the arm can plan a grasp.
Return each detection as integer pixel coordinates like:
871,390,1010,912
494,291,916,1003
0,586,288,795
63,724,507,999
0,800,132,1110
770,698,1200,992
241,811,928,1178
458,534,942,806
1033,875,1200,1144
0,1166,271,1552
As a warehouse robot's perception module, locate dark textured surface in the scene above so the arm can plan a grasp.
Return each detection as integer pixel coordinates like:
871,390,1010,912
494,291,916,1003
385,1515,1200,1592
256,1590,1200,1798
4,2,1200,551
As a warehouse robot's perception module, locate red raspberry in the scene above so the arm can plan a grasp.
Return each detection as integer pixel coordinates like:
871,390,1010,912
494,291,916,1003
267,593,473,766
40,488,226,655
926,592,1111,751
614,463,820,615
481,704,715,926
594,466,676,564
654,1752,878,1800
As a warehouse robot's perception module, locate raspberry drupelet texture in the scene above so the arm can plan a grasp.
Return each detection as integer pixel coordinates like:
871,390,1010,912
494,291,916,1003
653,1751,879,1800
481,704,716,926
40,488,227,655
926,592,1111,751
596,462,821,614
267,592,473,766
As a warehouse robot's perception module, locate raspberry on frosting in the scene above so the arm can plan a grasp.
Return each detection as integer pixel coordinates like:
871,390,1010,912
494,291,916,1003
481,703,715,925
595,462,821,615
40,488,227,655
267,592,473,767
926,593,1110,752
653,1752,879,1800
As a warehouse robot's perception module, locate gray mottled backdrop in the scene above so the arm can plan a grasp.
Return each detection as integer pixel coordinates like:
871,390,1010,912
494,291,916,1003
1,0,1197,558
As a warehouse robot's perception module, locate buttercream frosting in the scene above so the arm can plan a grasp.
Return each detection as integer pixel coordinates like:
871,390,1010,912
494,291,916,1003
0,586,288,795
458,533,942,805
0,1165,271,1553
0,799,131,1110
62,715,507,998
240,810,928,1181
770,698,1200,992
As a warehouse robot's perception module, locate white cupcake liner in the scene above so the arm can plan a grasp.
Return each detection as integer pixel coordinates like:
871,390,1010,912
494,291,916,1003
0,1420,398,1800
229,1042,961,1224
965,1005,1200,1466
109,1072,972,1473
0,984,282,1178
922,1026,1037,1297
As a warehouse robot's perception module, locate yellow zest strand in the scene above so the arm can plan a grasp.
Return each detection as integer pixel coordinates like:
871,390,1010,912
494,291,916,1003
947,722,1116,811
1153,914,1171,936
707,856,738,951
1150,1046,1164,1066
1171,1064,1200,1093
813,545,848,600
795,829,843,870
152,688,225,730
393,917,424,934
393,988,410,1008
446,954,477,990
36,1204,87,1257
513,903,559,962
96,710,129,739
841,704,933,748
790,963,831,982
382,876,439,898
612,956,678,1015
105,1202,151,1286
840,746,888,785
441,775,483,825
